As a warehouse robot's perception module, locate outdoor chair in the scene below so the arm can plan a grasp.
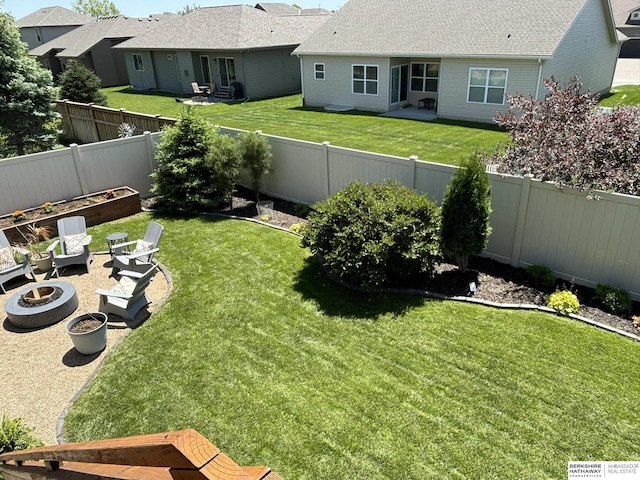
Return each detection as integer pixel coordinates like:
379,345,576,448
96,265,158,321
46,216,93,277
0,230,34,294
111,221,163,276
191,82,211,95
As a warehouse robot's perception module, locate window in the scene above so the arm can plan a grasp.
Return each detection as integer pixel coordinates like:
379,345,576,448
201,56,211,84
133,54,144,71
352,64,378,95
467,68,507,104
410,63,439,92
314,63,325,80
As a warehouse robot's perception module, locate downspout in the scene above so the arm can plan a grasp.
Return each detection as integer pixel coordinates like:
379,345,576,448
297,54,305,107
534,58,543,100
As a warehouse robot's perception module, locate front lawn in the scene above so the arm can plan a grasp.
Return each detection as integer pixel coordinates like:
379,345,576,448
65,214,640,479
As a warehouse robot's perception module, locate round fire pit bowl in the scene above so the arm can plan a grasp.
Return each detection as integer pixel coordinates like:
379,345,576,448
5,281,78,329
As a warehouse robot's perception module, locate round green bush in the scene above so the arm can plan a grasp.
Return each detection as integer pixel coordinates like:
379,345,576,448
301,180,441,289
594,284,632,315
546,290,580,314
526,264,555,291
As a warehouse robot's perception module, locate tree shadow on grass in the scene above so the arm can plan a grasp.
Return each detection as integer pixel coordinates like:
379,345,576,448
293,256,434,320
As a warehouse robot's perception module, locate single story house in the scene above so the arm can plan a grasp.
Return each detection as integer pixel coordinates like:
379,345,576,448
293,0,622,123
29,14,176,87
14,6,91,51
611,0,640,57
113,4,331,99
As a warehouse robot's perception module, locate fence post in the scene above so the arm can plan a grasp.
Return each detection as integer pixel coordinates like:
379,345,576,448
88,104,100,143
144,131,156,178
70,143,89,196
323,141,331,198
409,155,418,190
510,174,534,268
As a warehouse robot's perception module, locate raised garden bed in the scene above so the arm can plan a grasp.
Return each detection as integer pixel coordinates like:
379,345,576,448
1,187,141,244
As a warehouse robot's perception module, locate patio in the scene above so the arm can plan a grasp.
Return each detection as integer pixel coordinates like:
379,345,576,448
380,105,438,121
0,252,170,445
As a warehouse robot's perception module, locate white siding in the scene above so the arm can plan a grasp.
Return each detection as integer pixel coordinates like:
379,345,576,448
541,0,618,96
438,58,540,123
301,55,390,111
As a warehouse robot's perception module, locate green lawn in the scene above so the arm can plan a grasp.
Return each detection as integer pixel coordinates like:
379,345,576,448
600,85,640,107
103,87,506,165
64,213,640,479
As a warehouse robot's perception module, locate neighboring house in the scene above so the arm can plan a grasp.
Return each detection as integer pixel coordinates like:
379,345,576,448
14,6,91,51
611,0,640,56
114,4,331,98
28,14,176,87
293,0,622,123
255,3,331,15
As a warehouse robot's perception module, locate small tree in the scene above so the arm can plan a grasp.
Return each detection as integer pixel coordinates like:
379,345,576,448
492,75,640,196
71,0,119,16
440,154,492,272
237,131,272,200
58,59,107,106
151,109,240,211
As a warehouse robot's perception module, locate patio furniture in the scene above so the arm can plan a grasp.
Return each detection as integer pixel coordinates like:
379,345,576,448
96,265,159,321
47,216,93,277
418,97,436,110
111,221,163,275
0,230,34,294
191,82,211,103
106,231,128,259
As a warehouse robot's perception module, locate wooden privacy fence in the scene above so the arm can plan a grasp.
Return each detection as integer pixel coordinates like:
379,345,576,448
0,429,283,480
56,100,176,143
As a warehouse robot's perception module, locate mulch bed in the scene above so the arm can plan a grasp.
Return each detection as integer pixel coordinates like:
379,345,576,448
146,186,640,338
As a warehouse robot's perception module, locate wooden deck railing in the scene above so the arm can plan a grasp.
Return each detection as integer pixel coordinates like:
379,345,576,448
0,429,282,480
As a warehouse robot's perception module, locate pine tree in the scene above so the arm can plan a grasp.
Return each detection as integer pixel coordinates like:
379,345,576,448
58,59,107,106
0,11,59,157
440,154,492,272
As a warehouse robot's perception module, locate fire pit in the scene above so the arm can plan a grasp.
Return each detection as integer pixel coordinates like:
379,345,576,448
5,281,78,329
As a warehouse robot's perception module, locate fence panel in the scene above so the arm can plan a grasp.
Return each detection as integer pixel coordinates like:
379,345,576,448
76,134,157,195
0,149,84,212
328,146,414,195
483,175,524,264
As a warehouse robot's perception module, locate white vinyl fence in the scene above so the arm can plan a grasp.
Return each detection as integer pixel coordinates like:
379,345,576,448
2,129,639,300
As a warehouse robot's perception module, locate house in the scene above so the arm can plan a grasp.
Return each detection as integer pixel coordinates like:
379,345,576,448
255,3,331,15
611,0,640,56
14,6,91,51
28,14,176,87
113,4,331,98
293,0,622,123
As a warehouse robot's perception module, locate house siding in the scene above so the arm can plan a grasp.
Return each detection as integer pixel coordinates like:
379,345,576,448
90,39,129,87
21,25,78,50
125,51,157,90
242,48,301,98
152,51,181,93
301,55,390,111
437,58,540,123
541,0,618,95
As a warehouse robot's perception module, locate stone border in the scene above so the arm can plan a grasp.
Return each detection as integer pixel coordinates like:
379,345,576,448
55,258,173,444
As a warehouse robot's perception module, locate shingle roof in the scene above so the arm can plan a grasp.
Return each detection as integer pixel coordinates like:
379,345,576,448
609,0,640,25
254,3,300,15
29,14,177,58
15,6,92,28
115,5,331,51
294,0,613,58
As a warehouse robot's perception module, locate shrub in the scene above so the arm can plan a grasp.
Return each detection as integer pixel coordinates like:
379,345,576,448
440,154,492,272
0,413,43,454
151,109,240,211
594,284,632,315
237,131,272,200
58,59,107,106
301,180,441,289
526,264,555,291
546,290,580,314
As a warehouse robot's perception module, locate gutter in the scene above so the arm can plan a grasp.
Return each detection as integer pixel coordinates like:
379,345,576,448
535,58,543,100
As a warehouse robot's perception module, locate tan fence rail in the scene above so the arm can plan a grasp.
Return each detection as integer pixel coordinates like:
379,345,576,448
0,429,283,480
56,100,176,143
